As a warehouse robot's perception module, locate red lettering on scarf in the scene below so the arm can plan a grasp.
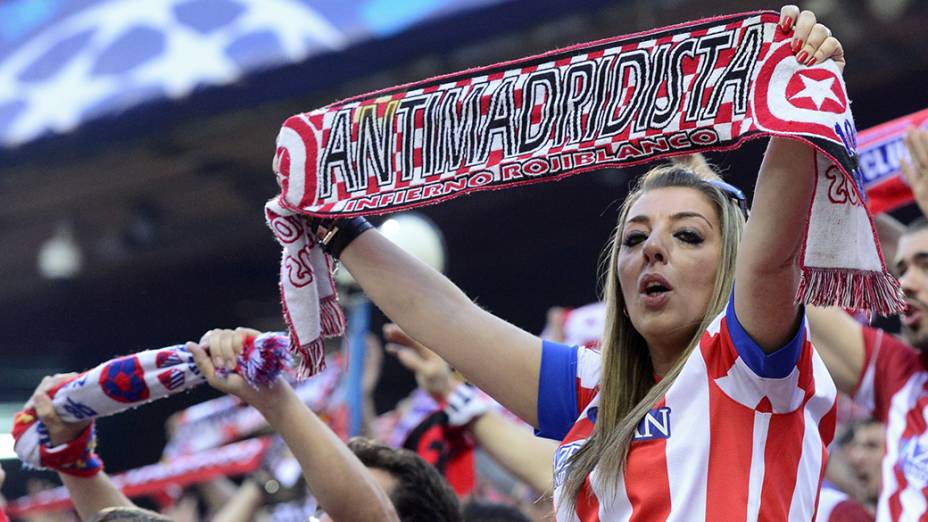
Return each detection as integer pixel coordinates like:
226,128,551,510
825,166,863,206
501,163,523,181
285,245,315,288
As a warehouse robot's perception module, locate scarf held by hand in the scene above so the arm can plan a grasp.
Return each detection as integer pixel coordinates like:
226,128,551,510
12,334,290,472
266,10,904,374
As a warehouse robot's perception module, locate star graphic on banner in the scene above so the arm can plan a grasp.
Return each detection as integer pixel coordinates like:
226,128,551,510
789,74,842,110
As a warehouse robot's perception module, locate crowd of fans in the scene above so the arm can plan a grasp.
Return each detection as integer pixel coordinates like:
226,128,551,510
2,5,928,521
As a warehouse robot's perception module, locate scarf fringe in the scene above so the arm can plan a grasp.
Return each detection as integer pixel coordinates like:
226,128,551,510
295,337,328,378
320,295,346,337
796,268,905,316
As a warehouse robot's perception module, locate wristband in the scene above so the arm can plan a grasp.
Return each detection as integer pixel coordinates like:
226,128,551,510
39,421,103,477
311,217,373,258
443,383,491,427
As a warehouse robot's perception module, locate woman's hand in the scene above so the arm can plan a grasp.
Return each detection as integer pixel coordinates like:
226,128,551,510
780,5,845,72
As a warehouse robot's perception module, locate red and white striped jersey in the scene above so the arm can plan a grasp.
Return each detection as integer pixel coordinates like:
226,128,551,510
816,485,874,521
854,326,928,520
536,298,837,521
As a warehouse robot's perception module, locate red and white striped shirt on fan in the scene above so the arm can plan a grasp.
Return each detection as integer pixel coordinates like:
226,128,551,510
854,326,928,520
536,297,837,521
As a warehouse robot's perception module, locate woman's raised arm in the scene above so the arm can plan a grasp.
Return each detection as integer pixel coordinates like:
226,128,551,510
734,6,845,352
340,229,544,426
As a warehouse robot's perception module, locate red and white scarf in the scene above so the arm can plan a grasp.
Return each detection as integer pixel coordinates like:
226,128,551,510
858,108,928,214
7,437,320,520
12,333,290,472
267,10,906,376
266,201,345,378
6,437,273,517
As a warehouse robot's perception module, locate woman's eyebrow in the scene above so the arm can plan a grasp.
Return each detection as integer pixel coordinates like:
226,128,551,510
671,212,713,229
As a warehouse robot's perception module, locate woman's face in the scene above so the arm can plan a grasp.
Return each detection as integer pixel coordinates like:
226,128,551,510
618,186,722,357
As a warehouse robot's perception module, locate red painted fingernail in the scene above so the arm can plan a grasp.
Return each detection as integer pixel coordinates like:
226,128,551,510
806,56,817,66
796,51,808,64
792,39,803,52
780,17,794,32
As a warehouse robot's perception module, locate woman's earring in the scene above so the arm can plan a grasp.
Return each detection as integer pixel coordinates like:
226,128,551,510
622,308,629,318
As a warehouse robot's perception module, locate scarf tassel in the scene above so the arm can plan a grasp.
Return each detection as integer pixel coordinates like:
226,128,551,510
288,295,343,377
796,268,904,316
295,337,327,378
320,295,346,337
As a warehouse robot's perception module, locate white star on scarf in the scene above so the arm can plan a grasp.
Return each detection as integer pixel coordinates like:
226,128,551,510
789,74,842,110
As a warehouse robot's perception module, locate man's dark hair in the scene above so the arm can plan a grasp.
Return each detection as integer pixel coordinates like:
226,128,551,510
837,417,882,446
348,437,462,522
462,501,532,522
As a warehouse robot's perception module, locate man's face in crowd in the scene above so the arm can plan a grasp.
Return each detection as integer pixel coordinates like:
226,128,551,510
895,228,928,350
847,422,885,504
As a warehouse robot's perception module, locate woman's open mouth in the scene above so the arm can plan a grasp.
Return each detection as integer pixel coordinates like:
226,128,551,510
639,274,673,308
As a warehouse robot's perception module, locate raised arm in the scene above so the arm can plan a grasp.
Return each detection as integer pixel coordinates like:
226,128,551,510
191,329,398,522
386,324,556,494
340,229,543,426
469,411,558,494
734,6,845,352
874,214,905,267
806,307,866,395
28,376,134,520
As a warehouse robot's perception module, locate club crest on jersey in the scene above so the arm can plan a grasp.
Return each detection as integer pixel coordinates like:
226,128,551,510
898,436,928,488
553,440,585,489
633,407,672,441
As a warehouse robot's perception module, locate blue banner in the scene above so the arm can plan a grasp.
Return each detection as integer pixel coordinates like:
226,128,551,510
0,0,503,147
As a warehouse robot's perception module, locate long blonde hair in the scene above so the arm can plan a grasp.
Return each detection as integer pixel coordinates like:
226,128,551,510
560,159,746,508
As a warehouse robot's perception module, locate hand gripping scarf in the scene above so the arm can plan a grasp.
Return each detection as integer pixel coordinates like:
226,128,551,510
267,10,906,375
858,108,928,214
12,333,290,473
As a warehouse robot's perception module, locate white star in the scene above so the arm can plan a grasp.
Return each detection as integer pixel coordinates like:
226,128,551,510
789,74,842,110
714,357,805,413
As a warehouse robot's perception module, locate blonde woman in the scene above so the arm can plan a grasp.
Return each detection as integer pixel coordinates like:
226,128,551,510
205,6,843,520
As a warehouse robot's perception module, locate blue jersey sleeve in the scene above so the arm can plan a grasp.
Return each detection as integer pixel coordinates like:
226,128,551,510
535,340,580,441
725,289,806,379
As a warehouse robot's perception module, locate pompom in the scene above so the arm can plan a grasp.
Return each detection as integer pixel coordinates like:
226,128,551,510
235,333,293,388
